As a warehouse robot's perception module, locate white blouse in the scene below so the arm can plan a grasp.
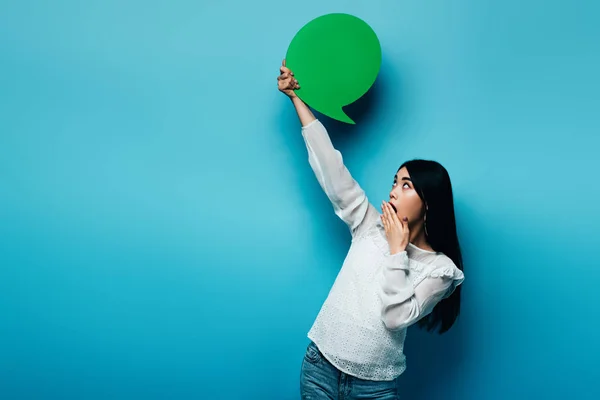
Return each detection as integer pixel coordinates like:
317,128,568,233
301,119,465,381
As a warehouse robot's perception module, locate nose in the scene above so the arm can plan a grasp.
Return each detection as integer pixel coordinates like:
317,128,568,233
389,190,397,201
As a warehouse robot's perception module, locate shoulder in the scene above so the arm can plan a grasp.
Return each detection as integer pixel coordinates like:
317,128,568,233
351,204,381,238
421,253,464,282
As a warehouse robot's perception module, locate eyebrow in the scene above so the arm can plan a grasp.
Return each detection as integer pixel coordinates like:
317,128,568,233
395,175,412,181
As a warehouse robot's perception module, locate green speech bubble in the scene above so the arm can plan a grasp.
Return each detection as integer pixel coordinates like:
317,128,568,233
285,13,382,124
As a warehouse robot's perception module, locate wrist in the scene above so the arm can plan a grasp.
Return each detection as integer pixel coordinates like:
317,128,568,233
389,246,406,255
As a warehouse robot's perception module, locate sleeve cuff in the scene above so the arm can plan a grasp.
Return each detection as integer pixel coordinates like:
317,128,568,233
301,119,320,130
382,250,410,270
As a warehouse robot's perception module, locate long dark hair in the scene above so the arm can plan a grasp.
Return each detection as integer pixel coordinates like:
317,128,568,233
399,159,464,334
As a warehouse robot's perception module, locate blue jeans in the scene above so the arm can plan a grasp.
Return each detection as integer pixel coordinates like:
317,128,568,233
300,342,400,400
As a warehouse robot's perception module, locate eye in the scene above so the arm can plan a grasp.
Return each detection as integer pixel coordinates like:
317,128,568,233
402,182,410,189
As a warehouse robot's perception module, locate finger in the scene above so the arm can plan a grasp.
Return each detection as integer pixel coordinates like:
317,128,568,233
278,77,289,87
402,217,410,232
280,79,292,90
283,59,292,75
386,203,395,221
385,203,399,226
385,205,395,231
381,201,389,227
392,213,404,228
280,67,293,76
386,203,398,221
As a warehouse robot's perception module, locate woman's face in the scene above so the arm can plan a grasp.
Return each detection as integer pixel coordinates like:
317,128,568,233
388,167,425,225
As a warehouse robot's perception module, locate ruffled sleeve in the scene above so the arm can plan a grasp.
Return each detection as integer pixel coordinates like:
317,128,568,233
429,264,465,300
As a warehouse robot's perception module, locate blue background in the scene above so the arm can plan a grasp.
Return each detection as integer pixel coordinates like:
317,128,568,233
1,1,599,399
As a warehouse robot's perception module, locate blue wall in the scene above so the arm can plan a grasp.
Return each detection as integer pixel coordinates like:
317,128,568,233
1,1,599,399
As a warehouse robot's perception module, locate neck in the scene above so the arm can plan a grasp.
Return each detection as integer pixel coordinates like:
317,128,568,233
410,223,433,251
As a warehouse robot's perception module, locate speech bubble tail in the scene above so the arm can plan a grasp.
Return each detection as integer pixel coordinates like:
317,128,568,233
325,107,355,125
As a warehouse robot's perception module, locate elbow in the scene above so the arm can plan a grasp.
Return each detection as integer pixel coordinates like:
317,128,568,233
382,314,410,331
381,302,420,331
383,317,403,331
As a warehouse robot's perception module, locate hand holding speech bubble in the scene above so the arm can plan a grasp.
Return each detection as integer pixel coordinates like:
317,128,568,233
285,13,382,124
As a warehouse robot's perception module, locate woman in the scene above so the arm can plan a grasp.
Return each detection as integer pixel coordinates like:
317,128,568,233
277,59,465,399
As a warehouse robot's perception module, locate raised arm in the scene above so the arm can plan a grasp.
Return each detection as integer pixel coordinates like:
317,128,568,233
291,95,317,127
301,117,375,234
278,60,377,235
